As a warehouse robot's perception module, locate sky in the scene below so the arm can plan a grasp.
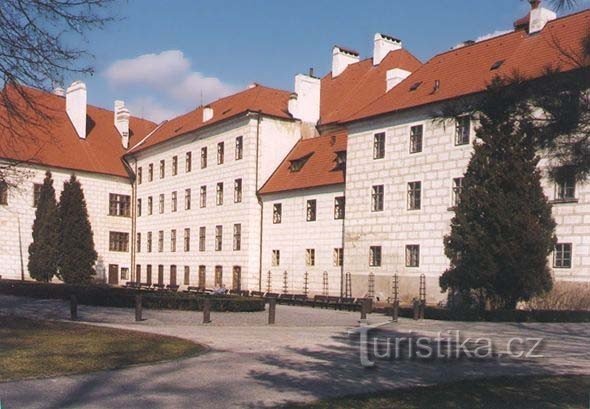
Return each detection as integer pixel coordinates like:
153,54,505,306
72,0,590,123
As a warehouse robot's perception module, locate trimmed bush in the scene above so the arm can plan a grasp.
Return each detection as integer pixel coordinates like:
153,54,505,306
0,279,264,312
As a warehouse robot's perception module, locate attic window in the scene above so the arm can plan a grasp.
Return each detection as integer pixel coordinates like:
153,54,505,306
409,81,423,91
490,60,505,70
289,154,312,172
334,151,347,170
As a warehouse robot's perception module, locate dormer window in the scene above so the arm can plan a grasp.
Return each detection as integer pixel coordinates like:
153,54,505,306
490,60,505,71
289,154,312,172
335,151,347,170
409,81,423,91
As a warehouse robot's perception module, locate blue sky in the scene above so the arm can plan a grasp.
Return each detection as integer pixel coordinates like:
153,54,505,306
75,0,588,122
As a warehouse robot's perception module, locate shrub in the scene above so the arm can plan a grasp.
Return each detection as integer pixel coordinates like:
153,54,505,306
0,279,264,312
525,282,590,311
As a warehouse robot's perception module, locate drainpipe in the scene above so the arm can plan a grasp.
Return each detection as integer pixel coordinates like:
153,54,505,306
254,111,263,292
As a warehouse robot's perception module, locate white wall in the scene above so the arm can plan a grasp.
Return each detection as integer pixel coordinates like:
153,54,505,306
261,184,345,296
0,163,132,281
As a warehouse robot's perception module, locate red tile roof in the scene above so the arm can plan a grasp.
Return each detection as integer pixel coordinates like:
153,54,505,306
259,130,347,195
320,49,422,125
0,86,157,178
127,84,293,154
346,9,590,123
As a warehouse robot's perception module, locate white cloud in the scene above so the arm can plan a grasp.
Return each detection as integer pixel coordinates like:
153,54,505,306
103,50,238,122
475,30,512,43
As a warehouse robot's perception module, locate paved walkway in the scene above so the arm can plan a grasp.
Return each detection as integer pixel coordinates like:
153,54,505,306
0,295,589,408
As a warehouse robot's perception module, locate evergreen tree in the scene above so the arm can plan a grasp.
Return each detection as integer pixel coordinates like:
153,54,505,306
28,171,59,282
57,174,97,284
440,77,557,310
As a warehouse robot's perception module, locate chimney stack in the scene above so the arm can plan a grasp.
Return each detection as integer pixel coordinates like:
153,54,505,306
332,46,360,78
373,33,402,65
114,100,130,149
528,0,556,34
203,105,213,122
287,74,321,124
66,81,87,139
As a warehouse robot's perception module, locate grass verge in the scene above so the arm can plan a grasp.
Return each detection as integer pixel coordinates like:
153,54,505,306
284,375,590,409
0,315,204,382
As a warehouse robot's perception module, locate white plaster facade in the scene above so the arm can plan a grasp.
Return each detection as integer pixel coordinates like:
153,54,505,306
128,113,301,290
261,184,345,296
0,163,133,282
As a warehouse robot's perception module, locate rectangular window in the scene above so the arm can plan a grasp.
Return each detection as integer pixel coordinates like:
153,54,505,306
109,232,129,252
215,266,223,287
216,182,224,206
136,265,141,283
234,178,242,203
172,155,178,176
170,265,177,286
198,265,206,288
373,132,385,159
171,191,177,212
199,226,206,252
410,125,423,153
200,186,207,208
232,266,242,291
372,185,384,212
136,233,141,253
138,167,143,185
147,232,152,253
556,172,576,201
305,249,315,266
406,245,420,267
201,147,207,169
158,230,164,252
0,182,6,205
109,194,131,217
148,196,153,215
333,248,344,267
306,199,316,221
33,183,42,207
146,265,153,285
121,267,129,281
158,265,164,285
272,250,280,267
215,225,223,251
554,243,572,268
184,266,190,286
273,203,282,224
217,142,224,165
159,159,165,179
369,246,382,267
137,198,142,217
159,193,165,214
185,152,192,172
455,116,471,146
148,163,153,182
170,229,177,252
184,228,191,252
235,136,243,160
334,196,345,219
452,177,464,207
408,181,422,210
185,189,191,210
233,224,241,251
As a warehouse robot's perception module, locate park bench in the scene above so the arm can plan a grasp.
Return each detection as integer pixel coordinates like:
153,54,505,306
166,284,179,292
250,291,265,298
292,294,309,306
139,282,153,291
265,292,279,299
186,286,205,293
152,283,166,291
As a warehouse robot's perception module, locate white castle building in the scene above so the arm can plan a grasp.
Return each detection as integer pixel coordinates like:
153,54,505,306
0,3,588,302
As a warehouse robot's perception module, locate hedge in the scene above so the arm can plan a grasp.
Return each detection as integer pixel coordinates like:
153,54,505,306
376,305,590,323
0,279,265,312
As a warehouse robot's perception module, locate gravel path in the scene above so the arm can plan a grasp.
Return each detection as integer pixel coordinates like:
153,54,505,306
0,295,589,408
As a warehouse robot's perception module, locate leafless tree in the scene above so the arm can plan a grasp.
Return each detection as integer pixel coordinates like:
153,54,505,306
0,0,116,185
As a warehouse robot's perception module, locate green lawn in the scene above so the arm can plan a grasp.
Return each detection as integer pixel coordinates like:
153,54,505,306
0,315,204,382
285,375,590,409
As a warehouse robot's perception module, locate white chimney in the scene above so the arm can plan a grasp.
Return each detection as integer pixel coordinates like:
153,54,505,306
66,80,87,139
386,68,412,92
114,100,130,149
203,105,213,122
288,74,321,124
53,87,65,97
332,46,360,78
373,33,402,65
528,0,556,34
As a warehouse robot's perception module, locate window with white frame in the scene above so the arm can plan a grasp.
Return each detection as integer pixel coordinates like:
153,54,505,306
306,199,316,221
272,249,280,266
148,196,153,215
185,189,191,210
159,193,165,214
185,152,192,172
215,225,222,251
234,178,242,203
369,246,382,267
334,196,345,219
373,132,385,159
200,185,207,208
158,230,164,252
136,233,141,253
452,177,464,207
147,232,152,252
406,245,420,267
305,248,315,266
235,136,243,160
455,116,471,145
410,125,423,153
137,167,143,184
555,168,576,201
554,243,572,268
408,181,421,210
171,191,177,212
217,142,224,165
199,226,206,251
371,185,384,212
233,223,241,251
109,194,131,217
170,229,177,252
216,182,224,205
201,147,207,169
184,228,191,252
148,163,153,182
172,155,178,176
333,248,344,267
137,198,142,217
159,159,165,179
273,203,282,224
109,232,129,252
